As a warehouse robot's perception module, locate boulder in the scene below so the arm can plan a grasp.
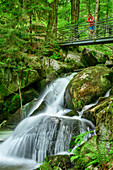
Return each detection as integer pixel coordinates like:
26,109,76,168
65,51,84,68
65,65,112,111
83,48,109,64
81,48,98,67
24,55,41,70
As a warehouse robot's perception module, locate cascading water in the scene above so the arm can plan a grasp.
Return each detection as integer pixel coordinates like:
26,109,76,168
0,73,96,170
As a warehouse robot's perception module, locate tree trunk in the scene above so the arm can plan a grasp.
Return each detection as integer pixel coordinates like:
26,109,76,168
71,0,75,24
29,13,32,46
95,0,99,38
95,0,99,22
75,0,80,39
88,0,90,14
17,73,23,120
47,1,55,39
75,0,80,23
54,0,58,38
19,79,23,120
106,0,110,18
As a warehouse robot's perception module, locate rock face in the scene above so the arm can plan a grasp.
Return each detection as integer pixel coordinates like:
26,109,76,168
65,65,112,111
81,48,98,67
96,98,113,141
82,95,113,139
0,68,39,98
0,68,40,123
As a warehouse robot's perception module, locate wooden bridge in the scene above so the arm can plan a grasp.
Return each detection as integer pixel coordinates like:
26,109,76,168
57,17,113,46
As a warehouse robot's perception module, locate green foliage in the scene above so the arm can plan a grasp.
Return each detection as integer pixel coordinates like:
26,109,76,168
3,94,21,115
0,120,7,129
37,161,52,170
85,140,113,169
50,52,62,60
104,73,109,76
69,131,113,169
47,0,54,3
74,99,84,109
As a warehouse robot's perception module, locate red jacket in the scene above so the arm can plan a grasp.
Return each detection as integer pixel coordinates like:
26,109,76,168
87,16,94,26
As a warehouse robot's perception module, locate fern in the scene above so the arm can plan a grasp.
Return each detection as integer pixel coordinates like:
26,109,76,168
69,131,113,169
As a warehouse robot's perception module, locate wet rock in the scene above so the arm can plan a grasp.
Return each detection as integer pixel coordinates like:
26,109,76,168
32,101,46,115
65,110,79,117
82,97,110,125
65,65,112,112
46,71,58,83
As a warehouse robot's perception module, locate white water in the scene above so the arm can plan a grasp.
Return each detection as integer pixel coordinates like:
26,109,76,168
0,73,101,169
78,88,111,117
28,73,77,117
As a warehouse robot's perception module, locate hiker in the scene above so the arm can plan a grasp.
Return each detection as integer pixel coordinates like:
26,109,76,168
87,13,95,38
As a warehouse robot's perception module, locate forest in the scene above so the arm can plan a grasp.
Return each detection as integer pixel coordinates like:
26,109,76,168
0,0,113,170
0,0,113,60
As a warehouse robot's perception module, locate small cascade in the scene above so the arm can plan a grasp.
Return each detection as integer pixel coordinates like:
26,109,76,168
0,72,97,169
28,73,77,117
78,88,111,117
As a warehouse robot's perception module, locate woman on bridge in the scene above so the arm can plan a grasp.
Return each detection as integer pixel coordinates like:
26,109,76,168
87,13,95,38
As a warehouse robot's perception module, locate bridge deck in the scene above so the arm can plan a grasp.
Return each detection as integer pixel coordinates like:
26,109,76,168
60,37,113,46
57,17,113,46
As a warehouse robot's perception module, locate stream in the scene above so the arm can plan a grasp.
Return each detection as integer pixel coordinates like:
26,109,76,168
0,73,105,170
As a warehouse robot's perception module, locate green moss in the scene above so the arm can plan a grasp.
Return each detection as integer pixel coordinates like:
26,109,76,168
96,100,113,141
73,99,84,110
65,66,112,111
66,110,79,117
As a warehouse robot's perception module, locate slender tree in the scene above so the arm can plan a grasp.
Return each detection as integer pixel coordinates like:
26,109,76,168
54,0,59,37
71,0,76,24
47,1,55,38
95,0,100,38
88,0,90,14
75,0,80,23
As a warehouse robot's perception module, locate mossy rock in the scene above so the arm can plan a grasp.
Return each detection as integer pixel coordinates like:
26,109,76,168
38,162,52,170
0,68,39,97
96,99,113,141
46,155,74,169
32,101,46,115
65,65,112,111
46,71,58,83
66,110,79,117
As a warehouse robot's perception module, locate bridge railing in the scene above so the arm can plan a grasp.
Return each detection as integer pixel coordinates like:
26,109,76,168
57,17,113,44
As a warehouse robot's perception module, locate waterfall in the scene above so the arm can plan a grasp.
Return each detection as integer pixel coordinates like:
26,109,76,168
0,73,95,169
